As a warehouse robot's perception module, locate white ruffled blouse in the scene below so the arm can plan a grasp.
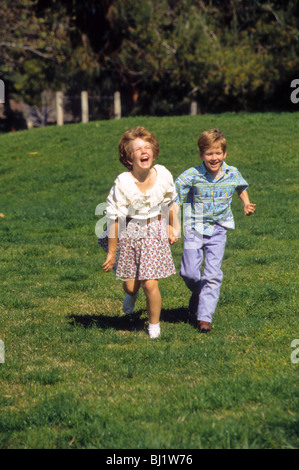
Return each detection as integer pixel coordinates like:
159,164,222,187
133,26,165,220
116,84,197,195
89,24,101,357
105,164,176,220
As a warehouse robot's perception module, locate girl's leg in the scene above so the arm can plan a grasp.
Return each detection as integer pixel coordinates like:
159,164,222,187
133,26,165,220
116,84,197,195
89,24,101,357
141,279,161,324
122,279,141,315
123,279,141,296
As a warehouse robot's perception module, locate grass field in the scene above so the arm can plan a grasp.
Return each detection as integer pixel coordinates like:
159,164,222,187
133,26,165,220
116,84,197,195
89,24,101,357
0,112,298,449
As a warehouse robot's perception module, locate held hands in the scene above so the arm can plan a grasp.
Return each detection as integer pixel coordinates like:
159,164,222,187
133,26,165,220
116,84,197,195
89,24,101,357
243,203,256,216
102,252,116,272
167,203,180,245
169,234,178,245
168,225,178,245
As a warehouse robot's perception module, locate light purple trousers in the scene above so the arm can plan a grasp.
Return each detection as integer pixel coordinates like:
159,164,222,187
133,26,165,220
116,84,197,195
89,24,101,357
180,225,227,323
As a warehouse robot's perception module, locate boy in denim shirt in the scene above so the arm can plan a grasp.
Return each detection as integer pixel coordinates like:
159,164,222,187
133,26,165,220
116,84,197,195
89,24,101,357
174,129,256,332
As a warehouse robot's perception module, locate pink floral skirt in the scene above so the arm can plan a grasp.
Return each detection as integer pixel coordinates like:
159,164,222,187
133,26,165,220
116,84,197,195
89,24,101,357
99,218,176,280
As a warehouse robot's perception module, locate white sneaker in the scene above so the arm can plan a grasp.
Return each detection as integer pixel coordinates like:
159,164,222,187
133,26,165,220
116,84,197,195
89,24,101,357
148,323,160,339
122,292,139,315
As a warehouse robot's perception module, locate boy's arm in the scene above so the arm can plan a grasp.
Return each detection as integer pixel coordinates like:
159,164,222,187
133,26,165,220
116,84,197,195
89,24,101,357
170,172,191,240
238,190,256,216
102,219,119,272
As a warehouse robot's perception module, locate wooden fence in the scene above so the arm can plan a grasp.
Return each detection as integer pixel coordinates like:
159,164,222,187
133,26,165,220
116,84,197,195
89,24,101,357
56,90,121,126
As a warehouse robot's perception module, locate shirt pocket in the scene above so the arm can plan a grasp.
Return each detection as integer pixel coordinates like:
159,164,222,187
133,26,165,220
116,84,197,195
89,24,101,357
184,228,195,241
193,192,212,203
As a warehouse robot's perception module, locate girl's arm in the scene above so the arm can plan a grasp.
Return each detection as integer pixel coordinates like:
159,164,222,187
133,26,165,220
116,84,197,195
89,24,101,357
102,219,119,272
238,190,256,216
167,202,180,245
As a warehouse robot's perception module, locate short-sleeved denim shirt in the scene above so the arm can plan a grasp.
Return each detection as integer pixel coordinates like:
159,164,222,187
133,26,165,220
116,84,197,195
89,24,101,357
174,162,249,235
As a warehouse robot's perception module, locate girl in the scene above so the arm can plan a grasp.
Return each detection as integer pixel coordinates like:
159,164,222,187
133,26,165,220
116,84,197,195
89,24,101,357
99,127,178,338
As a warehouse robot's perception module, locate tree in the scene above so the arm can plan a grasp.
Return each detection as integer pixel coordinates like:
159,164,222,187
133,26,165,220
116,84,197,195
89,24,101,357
1,0,298,123
0,0,72,101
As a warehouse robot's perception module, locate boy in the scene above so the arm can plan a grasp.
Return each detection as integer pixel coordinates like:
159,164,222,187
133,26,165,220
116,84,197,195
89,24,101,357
174,129,256,333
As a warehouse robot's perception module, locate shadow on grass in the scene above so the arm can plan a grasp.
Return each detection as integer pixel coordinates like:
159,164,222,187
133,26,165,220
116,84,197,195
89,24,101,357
68,307,196,332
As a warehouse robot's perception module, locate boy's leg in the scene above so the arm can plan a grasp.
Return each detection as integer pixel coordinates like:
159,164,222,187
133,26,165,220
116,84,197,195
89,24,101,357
180,246,203,294
180,228,204,292
180,230,204,314
197,225,227,324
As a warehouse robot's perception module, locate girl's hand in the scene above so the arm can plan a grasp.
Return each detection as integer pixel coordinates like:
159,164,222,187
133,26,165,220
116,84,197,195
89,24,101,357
244,203,256,216
169,235,178,245
168,225,178,245
102,252,116,272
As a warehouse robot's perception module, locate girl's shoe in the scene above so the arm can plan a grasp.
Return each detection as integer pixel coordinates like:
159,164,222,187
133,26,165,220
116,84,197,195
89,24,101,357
122,292,139,315
148,322,160,339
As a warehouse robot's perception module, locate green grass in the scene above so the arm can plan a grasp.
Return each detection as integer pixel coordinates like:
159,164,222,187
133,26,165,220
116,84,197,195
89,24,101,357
0,112,298,449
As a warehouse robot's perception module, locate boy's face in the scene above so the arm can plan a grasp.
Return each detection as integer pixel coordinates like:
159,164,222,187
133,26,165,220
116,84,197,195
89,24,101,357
200,144,226,177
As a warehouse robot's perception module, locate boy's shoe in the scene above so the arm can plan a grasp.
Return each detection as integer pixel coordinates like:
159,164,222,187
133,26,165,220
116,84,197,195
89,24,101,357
198,321,212,333
122,292,139,315
189,292,199,315
148,322,160,339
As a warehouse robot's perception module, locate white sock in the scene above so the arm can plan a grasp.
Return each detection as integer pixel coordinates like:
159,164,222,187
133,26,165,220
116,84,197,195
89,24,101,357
148,322,160,339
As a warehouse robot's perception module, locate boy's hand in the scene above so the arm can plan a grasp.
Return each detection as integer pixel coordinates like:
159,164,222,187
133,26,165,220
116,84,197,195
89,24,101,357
244,203,256,216
102,252,116,272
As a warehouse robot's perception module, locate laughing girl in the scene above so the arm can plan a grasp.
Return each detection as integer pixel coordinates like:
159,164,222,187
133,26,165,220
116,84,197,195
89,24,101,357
99,127,178,338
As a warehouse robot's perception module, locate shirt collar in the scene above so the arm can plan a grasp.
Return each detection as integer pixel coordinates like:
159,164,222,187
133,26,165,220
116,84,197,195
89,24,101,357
197,161,229,177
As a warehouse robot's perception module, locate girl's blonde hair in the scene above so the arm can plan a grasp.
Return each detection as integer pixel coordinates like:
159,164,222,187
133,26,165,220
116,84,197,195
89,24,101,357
197,129,227,155
118,126,159,170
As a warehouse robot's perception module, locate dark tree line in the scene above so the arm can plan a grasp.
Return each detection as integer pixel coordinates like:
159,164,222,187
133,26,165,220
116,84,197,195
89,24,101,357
1,0,298,119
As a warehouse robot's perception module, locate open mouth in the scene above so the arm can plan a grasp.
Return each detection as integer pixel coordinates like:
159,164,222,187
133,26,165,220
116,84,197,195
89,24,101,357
140,156,149,162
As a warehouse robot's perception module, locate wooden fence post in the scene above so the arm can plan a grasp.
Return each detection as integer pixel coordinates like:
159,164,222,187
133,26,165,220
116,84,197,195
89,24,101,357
0,79,4,104
56,91,64,125
114,91,121,119
81,91,89,123
190,101,197,115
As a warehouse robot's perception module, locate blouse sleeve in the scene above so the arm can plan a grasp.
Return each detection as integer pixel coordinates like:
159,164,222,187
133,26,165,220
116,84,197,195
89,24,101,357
106,177,129,220
163,168,177,206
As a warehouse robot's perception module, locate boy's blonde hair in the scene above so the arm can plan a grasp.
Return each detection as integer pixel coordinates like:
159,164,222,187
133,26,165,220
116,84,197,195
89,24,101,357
118,126,159,170
197,129,227,155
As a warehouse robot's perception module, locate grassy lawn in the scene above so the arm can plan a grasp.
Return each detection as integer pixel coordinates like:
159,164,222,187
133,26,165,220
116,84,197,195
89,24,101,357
0,112,298,449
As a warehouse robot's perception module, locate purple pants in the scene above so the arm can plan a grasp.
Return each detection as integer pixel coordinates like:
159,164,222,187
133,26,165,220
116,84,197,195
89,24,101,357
180,225,227,323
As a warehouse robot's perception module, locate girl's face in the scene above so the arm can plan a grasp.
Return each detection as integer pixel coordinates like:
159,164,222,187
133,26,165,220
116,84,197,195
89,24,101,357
130,138,154,172
200,144,226,177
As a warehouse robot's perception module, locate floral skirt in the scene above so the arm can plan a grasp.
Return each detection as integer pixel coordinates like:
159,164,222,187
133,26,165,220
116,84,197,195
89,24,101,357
98,218,176,280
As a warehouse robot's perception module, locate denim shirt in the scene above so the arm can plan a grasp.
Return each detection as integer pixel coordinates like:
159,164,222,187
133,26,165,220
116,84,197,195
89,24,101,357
174,162,249,235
